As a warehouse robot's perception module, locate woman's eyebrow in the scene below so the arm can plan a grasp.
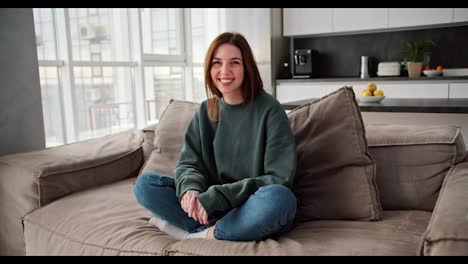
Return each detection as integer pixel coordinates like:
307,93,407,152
212,57,242,60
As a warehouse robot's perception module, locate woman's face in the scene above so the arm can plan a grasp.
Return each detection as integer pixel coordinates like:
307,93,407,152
210,43,244,104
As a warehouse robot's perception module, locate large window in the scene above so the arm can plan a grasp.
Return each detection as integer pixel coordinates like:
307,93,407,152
33,8,272,147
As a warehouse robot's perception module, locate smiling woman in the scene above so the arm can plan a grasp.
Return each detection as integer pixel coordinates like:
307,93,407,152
210,44,245,105
133,32,298,242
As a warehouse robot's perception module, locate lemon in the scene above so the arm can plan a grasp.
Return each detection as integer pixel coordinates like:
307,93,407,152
367,83,377,92
374,90,384,96
361,90,372,96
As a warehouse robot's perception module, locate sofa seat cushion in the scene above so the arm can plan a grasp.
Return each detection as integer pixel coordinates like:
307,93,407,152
23,178,178,256
366,124,466,211
165,211,431,256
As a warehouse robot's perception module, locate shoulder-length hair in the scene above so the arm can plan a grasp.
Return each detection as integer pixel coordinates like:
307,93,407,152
204,32,263,121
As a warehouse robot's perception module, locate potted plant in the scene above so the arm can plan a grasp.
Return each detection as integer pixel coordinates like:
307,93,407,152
403,40,434,78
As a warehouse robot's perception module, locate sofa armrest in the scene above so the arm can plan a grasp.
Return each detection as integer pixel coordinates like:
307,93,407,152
0,129,143,255
419,162,468,256
142,122,158,160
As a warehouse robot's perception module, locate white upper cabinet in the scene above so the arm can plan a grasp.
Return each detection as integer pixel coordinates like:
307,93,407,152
333,8,388,32
388,8,453,28
283,8,332,36
283,8,465,37
454,8,468,22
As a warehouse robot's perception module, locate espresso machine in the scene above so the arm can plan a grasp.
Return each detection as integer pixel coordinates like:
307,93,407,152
293,49,318,78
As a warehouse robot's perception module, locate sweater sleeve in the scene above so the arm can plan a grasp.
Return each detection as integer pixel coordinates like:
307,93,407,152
197,108,297,215
174,110,209,199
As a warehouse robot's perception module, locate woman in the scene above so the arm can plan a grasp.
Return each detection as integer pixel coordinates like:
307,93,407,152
134,32,297,241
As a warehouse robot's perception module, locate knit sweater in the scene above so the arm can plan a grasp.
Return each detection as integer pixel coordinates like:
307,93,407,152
175,90,297,215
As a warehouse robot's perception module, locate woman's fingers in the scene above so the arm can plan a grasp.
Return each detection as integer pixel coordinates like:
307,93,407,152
180,190,200,216
190,197,199,221
196,200,208,224
181,194,189,213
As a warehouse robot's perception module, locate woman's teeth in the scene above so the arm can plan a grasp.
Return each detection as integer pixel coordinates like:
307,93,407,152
220,79,233,84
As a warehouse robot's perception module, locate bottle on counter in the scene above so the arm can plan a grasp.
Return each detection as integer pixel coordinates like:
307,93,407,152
360,56,369,79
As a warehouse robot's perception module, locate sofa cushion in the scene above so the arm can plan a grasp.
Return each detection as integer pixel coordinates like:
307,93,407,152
418,162,468,256
0,129,143,207
0,129,143,255
140,100,200,176
166,211,431,256
288,86,382,221
23,177,430,255
23,178,178,255
366,124,466,211
19,95,442,256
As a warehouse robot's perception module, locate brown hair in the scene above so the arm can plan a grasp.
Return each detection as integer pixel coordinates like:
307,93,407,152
204,32,263,121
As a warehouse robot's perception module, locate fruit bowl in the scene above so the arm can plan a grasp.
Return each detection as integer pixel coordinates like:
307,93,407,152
423,70,442,77
358,96,385,103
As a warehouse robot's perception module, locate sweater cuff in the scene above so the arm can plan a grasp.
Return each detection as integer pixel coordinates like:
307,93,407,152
179,181,205,199
197,189,230,216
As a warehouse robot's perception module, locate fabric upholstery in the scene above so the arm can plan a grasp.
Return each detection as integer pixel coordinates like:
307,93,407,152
288,86,382,221
141,123,158,161
139,100,200,175
0,129,143,255
23,177,430,256
23,178,177,255
418,162,468,256
166,211,430,256
366,124,466,210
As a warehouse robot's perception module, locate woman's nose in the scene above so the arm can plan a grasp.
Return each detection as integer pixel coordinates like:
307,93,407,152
220,63,231,73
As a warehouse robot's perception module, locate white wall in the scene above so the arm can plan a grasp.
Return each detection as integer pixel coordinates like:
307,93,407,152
0,8,45,156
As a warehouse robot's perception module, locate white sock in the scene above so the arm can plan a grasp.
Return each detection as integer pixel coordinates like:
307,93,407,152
185,228,210,239
148,217,189,240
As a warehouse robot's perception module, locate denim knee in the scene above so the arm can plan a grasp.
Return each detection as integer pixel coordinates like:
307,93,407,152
133,172,173,207
257,184,297,224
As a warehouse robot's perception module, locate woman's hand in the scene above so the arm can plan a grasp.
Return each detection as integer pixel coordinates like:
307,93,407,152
195,200,208,225
180,190,208,224
181,190,199,220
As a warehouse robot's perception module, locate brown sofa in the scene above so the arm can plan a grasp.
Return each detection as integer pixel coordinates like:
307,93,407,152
1,90,468,256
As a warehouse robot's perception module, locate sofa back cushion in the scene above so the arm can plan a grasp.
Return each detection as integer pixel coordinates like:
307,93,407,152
139,100,200,176
366,124,466,211
288,87,382,221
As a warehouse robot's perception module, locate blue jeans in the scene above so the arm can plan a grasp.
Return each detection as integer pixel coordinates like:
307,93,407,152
133,171,297,241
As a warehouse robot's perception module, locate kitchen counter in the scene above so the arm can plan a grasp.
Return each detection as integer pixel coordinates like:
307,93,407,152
277,76,468,84
282,98,468,113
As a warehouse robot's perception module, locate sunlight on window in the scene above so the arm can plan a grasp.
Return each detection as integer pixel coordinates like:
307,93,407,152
73,67,134,141
144,67,185,123
141,8,182,55
39,67,65,147
69,8,130,61
33,8,272,146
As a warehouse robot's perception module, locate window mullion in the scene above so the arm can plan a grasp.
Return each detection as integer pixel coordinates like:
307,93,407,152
131,8,147,129
183,8,193,102
141,53,185,62
70,61,136,67
38,60,65,67
55,8,77,144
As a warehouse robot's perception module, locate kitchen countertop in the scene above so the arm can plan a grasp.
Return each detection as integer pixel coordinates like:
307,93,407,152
277,76,468,84
282,98,468,113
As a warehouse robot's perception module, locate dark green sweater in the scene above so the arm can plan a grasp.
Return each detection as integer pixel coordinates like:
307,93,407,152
175,90,297,216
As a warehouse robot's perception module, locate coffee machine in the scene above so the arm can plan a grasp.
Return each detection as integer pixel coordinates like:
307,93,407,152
293,49,318,78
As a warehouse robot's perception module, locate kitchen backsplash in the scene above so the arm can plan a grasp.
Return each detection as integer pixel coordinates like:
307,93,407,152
291,25,468,78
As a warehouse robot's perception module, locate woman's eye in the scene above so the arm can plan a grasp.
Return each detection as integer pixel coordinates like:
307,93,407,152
212,61,221,65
